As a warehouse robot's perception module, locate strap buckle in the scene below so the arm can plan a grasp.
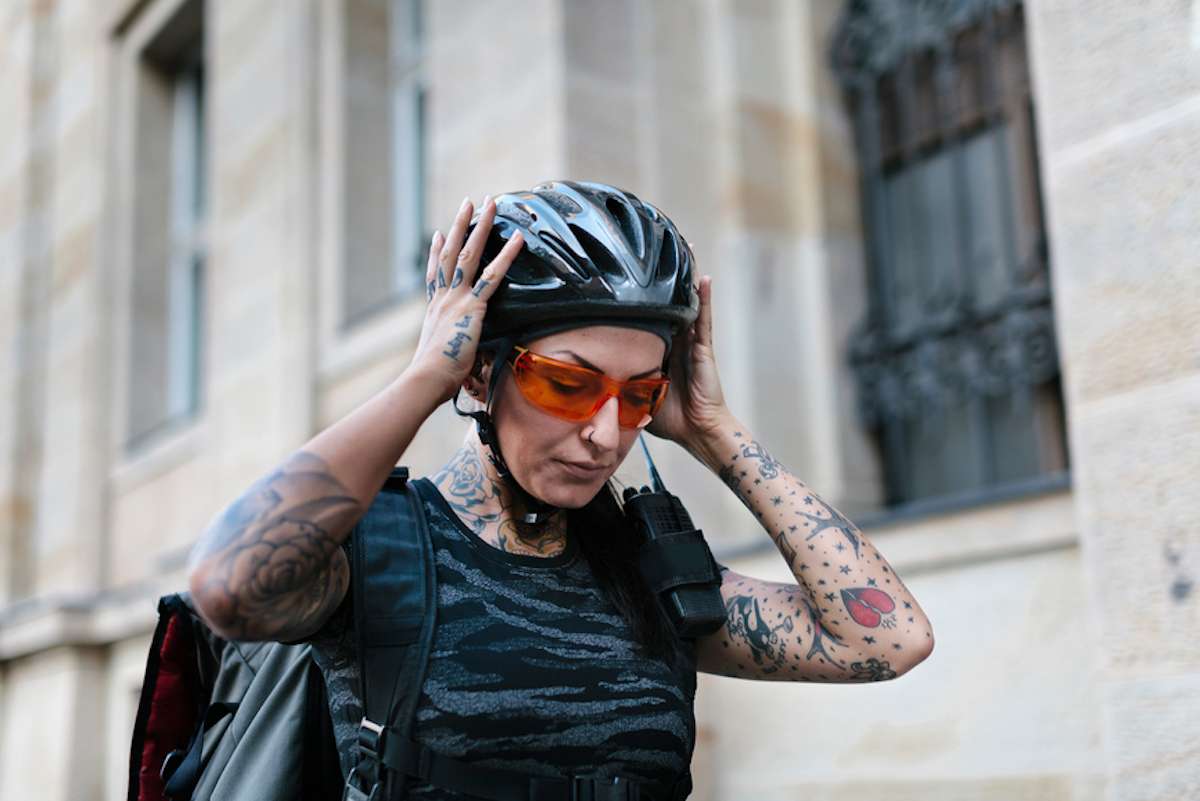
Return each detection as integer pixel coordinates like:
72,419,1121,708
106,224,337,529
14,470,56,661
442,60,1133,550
346,718,386,800
357,717,385,754
569,775,637,801
343,767,381,801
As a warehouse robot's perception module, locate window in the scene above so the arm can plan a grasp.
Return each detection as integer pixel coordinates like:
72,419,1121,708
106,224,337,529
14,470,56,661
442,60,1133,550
832,0,1068,506
342,0,428,325
126,1,206,450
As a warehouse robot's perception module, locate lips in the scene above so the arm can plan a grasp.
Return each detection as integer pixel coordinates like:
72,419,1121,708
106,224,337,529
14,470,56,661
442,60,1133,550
558,460,611,478
840,587,895,628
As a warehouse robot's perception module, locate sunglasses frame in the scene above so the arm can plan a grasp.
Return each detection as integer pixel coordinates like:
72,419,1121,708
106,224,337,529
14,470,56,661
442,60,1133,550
507,345,671,429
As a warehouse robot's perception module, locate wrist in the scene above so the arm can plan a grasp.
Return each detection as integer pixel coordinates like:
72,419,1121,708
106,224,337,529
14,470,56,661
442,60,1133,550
392,366,454,417
683,411,741,474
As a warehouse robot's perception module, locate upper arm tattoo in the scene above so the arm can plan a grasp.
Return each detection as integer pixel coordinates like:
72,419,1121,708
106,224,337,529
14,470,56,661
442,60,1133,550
698,573,903,683
190,451,361,641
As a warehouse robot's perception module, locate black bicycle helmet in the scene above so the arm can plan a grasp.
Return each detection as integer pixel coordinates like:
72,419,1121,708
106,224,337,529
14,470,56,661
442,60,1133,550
457,180,699,524
478,180,699,343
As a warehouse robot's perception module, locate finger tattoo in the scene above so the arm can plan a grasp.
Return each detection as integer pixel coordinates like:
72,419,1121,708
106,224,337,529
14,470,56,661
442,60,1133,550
451,268,464,289
427,280,436,300
437,269,447,288
471,279,491,298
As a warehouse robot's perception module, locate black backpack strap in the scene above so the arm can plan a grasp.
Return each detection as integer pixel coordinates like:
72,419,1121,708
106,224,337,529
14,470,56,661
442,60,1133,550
372,737,689,801
345,468,439,801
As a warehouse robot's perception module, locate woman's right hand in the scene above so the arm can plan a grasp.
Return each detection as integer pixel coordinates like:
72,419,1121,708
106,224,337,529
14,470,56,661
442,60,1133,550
409,196,524,402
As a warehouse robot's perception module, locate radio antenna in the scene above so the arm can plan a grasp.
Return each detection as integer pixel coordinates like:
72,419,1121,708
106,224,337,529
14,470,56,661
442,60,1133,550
637,434,668,494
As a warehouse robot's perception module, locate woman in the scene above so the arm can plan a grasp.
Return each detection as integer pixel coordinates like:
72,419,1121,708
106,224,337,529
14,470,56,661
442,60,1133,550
187,181,934,799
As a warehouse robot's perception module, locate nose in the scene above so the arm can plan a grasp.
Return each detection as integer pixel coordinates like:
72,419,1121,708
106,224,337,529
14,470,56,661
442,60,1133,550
586,394,621,450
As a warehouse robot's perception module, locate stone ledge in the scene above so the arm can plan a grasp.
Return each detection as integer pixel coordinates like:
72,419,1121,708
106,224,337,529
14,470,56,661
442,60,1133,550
0,570,184,661
718,487,1077,578
318,295,425,389
111,415,209,496
3,490,1078,660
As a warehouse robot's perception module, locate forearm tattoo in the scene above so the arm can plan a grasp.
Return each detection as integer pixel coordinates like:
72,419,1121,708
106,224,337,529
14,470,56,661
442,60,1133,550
189,451,360,641
707,429,931,680
432,446,567,556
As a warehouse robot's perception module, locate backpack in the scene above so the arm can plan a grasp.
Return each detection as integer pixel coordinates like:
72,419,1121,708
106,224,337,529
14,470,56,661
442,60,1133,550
129,468,695,801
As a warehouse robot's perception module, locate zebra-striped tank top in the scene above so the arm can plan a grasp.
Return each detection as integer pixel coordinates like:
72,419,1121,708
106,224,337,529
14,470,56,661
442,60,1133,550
306,479,697,799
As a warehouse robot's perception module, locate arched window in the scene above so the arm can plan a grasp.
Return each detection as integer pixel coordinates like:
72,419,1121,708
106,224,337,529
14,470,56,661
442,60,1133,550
832,0,1068,506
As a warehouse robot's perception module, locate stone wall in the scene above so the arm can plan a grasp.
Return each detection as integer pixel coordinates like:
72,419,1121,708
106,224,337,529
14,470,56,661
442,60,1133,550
1,0,1195,799
1026,0,1200,798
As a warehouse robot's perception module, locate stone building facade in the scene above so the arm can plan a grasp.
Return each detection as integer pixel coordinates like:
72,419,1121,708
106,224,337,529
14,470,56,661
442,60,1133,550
1,1,1196,799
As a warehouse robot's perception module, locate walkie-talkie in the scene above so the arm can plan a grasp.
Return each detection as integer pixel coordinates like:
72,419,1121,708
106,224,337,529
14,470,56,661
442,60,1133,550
623,438,726,639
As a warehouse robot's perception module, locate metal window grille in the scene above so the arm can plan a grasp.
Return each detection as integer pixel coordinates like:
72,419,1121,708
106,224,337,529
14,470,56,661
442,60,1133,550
831,0,1068,506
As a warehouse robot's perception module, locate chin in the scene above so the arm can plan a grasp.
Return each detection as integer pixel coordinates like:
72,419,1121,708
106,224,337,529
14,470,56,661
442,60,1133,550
526,463,609,509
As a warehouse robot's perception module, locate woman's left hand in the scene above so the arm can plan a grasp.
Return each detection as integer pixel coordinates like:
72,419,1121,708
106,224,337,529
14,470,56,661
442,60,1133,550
646,275,732,451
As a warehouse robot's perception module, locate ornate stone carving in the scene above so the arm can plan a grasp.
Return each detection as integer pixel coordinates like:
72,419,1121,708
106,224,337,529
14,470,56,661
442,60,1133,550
849,287,1059,427
831,0,1020,88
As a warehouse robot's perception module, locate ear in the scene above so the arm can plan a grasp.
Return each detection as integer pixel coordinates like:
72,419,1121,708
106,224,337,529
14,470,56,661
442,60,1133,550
462,351,495,403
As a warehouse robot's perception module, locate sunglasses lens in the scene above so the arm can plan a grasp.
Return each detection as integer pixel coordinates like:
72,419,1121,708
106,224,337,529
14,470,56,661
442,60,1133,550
512,353,602,421
618,383,667,427
512,350,669,429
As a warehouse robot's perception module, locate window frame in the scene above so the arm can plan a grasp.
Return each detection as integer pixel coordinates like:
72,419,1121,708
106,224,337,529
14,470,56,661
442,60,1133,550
109,0,209,464
831,0,1069,510
316,0,431,387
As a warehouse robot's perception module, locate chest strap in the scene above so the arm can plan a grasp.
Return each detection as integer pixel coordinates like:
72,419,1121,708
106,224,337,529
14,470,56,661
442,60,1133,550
364,727,691,801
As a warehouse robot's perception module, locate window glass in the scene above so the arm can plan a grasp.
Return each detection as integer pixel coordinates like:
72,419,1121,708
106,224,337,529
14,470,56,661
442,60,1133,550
342,0,427,325
833,2,1068,506
127,14,206,451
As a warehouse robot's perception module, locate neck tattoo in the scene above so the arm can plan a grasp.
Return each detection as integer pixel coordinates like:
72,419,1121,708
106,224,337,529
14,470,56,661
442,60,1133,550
431,438,569,558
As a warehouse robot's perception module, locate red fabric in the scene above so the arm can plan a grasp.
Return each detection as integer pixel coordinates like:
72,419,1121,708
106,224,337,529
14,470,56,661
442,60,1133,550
137,613,200,801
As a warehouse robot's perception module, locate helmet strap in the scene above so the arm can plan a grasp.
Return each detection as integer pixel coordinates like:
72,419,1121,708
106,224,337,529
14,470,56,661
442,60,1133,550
451,339,560,526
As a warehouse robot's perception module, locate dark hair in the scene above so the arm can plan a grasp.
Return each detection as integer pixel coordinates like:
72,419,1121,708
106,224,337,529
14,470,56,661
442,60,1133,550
567,481,686,670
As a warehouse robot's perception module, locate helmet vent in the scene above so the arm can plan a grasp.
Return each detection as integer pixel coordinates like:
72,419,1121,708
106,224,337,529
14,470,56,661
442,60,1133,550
515,202,540,223
537,231,583,283
571,225,627,285
657,231,679,283
605,196,643,254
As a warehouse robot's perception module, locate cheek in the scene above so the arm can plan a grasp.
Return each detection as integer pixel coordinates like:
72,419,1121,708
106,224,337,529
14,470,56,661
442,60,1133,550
493,385,572,470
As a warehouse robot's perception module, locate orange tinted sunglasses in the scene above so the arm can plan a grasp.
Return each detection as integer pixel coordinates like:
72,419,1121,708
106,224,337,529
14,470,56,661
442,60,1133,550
508,346,670,429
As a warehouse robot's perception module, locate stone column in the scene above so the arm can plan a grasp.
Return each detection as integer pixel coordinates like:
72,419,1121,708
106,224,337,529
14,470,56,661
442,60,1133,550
31,0,114,599
204,0,322,502
672,0,879,544
1026,1,1200,798
0,645,107,800
0,0,44,606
